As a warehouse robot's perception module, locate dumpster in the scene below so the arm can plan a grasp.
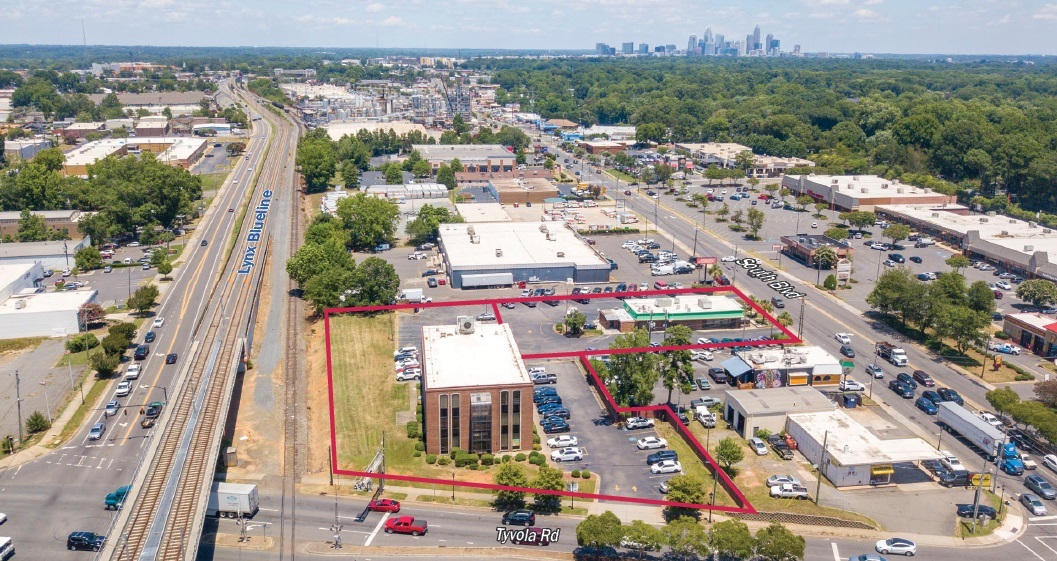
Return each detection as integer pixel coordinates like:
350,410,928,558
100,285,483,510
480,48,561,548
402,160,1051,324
843,394,859,409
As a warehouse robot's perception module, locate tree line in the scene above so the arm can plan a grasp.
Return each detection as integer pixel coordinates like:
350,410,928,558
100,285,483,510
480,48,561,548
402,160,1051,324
468,57,1057,214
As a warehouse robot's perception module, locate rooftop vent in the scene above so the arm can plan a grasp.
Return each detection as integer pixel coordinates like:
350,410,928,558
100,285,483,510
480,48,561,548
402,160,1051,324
932,213,940,218
986,211,997,216
979,218,989,223
897,188,905,193
656,298,674,307
1025,245,1035,252
860,187,868,193
831,179,839,184
881,183,889,189
467,225,476,236
1010,219,1018,224
1001,230,1009,236
1030,221,1038,228
495,248,503,257
1045,229,1053,234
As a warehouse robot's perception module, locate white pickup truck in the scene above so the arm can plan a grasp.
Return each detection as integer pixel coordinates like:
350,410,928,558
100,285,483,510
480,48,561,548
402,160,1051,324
769,483,810,500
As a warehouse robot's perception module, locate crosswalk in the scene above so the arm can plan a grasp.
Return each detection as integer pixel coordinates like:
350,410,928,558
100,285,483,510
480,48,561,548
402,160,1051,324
1018,537,1057,560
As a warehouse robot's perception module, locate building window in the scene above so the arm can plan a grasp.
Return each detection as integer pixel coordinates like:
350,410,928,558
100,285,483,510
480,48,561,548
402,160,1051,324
511,390,521,449
470,392,492,454
439,394,449,455
500,391,510,451
451,393,461,451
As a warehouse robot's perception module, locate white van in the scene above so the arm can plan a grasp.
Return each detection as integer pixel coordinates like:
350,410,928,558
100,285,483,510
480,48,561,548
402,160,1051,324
749,437,768,456
124,364,141,380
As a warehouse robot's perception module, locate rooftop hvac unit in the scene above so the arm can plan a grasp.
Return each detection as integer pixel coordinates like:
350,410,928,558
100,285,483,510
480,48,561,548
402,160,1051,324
495,248,503,257
853,176,859,180
14,299,26,310
831,179,839,184
1030,221,1038,228
860,187,868,193
1045,229,1053,234
697,298,713,309
932,213,940,218
467,225,476,236
1001,230,1009,236
897,188,905,193
1025,245,1035,252
656,298,673,307
986,211,997,216
469,235,480,244
923,187,931,192
457,316,475,334
881,183,889,189
539,224,549,233
892,179,901,184
1010,219,1018,224
980,218,989,223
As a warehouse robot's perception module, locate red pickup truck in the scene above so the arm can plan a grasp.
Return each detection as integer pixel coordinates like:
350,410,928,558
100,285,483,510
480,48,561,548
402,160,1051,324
384,516,428,536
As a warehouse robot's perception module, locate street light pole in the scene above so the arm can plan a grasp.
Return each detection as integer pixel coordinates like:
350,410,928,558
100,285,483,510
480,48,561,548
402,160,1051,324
40,380,52,424
14,370,24,451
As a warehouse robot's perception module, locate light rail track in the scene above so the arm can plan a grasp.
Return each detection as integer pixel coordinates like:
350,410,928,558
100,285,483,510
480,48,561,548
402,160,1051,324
107,89,301,561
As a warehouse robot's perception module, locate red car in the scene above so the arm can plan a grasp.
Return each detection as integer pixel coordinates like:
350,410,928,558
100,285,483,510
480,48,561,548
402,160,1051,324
384,515,428,535
367,499,401,513
758,194,770,200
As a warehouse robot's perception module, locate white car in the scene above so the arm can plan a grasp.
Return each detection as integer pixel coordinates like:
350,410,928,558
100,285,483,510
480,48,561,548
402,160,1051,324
115,381,132,397
766,474,802,487
720,255,736,262
691,350,714,362
835,332,852,345
650,459,682,474
636,437,668,450
153,317,165,328
407,252,427,260
550,447,584,462
395,368,421,381
939,451,965,472
977,411,1003,428
839,378,866,392
875,537,917,556
625,417,655,430
1044,454,1057,473
996,281,1012,290
811,221,818,228
547,435,578,448
124,364,141,380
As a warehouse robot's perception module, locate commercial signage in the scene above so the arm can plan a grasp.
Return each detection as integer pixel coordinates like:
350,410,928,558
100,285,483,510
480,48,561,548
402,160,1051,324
696,257,718,265
836,259,852,281
734,258,805,299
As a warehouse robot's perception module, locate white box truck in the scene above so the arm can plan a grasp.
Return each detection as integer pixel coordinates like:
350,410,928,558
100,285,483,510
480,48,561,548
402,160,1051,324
937,403,1004,460
207,482,260,518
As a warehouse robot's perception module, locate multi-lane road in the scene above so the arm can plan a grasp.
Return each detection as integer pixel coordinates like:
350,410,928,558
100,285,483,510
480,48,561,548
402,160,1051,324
0,86,273,559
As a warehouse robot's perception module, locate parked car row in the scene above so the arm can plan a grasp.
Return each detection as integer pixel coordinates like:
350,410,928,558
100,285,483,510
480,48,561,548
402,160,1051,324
535,386,570,433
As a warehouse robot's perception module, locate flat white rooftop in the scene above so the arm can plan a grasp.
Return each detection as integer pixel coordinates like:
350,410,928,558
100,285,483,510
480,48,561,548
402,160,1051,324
789,175,946,200
727,386,837,416
623,294,745,317
422,322,531,390
1006,313,1057,331
413,144,513,162
0,239,88,259
0,289,96,315
789,410,940,465
455,203,512,223
325,121,436,141
64,137,206,166
438,222,608,269
0,263,36,292
736,346,841,370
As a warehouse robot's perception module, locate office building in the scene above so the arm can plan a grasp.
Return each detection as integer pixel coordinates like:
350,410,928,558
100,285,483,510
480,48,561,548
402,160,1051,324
411,144,516,174
638,43,649,54
422,320,533,456
622,42,635,55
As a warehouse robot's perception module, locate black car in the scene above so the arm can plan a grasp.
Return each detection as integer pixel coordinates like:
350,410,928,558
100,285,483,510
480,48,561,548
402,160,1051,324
542,408,571,420
542,420,570,433
639,254,658,263
502,510,536,526
144,331,157,343
67,531,106,551
921,390,943,404
708,367,728,383
165,353,177,364
422,269,438,277
938,387,964,405
909,256,923,263
921,459,948,478
888,253,906,263
616,283,627,292
134,344,150,360
896,372,919,389
603,286,614,293
427,277,438,288
646,242,661,249
941,470,973,488
591,287,603,294
536,395,562,407
646,450,678,465
839,345,855,358
956,504,998,518
888,380,914,398
524,300,538,308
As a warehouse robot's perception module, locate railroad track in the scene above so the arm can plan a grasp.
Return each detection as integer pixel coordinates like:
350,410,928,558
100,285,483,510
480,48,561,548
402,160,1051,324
108,89,300,561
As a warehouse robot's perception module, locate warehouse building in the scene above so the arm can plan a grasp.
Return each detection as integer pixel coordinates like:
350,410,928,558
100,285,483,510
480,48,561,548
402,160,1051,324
597,294,745,333
437,222,610,289
723,386,835,439
134,116,170,137
576,140,628,154
62,137,208,176
876,203,1057,282
422,319,534,456
3,138,52,162
412,144,515,174
786,410,940,487
0,263,97,340
783,175,956,212
0,238,91,271
486,178,559,205
724,346,844,388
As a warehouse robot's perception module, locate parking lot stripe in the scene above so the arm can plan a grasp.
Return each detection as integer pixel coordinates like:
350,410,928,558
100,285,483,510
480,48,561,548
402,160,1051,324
1017,540,1047,561
831,542,841,561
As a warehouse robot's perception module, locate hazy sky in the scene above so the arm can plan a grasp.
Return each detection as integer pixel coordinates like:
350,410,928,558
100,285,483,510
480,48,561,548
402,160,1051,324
4,0,1056,55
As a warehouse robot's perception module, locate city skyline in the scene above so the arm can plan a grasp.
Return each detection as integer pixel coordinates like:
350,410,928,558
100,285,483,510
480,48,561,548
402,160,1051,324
2,0,1056,55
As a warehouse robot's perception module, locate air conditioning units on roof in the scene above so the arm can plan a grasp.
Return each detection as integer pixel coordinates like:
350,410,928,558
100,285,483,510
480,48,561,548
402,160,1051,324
467,225,475,236
980,218,988,222
1001,230,1009,236
860,187,868,193
832,179,839,184
853,176,859,180
1025,245,1035,252
1030,221,1038,228
1011,219,1018,224
932,213,940,218
897,188,905,193
881,183,889,189
986,211,997,216
457,316,475,334
1044,229,1052,234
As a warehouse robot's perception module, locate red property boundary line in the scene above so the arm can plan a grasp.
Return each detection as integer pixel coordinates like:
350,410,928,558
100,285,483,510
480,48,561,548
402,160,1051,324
324,286,801,512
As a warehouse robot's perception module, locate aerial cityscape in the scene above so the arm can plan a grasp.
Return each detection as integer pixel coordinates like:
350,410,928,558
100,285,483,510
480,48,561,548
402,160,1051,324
1,3,1057,561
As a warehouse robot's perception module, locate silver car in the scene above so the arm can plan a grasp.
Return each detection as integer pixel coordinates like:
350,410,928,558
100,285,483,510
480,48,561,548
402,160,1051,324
88,422,106,440
1022,493,1048,516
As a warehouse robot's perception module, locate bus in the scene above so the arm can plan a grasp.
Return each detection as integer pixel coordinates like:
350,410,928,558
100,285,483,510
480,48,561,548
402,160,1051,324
0,537,14,560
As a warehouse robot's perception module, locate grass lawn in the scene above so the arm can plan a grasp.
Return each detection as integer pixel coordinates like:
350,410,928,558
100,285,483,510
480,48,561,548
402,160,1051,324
955,491,1003,537
606,168,636,182
0,337,46,355
199,171,230,193
56,344,104,368
53,376,109,447
656,423,719,490
330,313,416,470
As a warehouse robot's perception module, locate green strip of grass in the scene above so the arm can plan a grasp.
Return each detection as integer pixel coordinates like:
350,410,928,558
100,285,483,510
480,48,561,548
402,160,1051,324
0,337,46,354
52,376,109,447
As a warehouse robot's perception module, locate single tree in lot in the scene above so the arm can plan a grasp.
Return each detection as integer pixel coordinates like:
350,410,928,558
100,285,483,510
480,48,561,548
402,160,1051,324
715,437,745,477
75,246,102,270
91,352,121,378
813,202,828,218
660,325,695,405
824,227,848,242
746,207,766,239
777,311,795,327
845,210,876,232
1017,279,1057,308
664,474,707,521
564,309,587,336
621,520,663,552
883,223,911,248
604,329,660,407
78,303,107,326
967,280,997,314
530,464,565,512
575,511,624,559
127,284,160,316
946,254,972,273
795,195,814,211
157,260,173,279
